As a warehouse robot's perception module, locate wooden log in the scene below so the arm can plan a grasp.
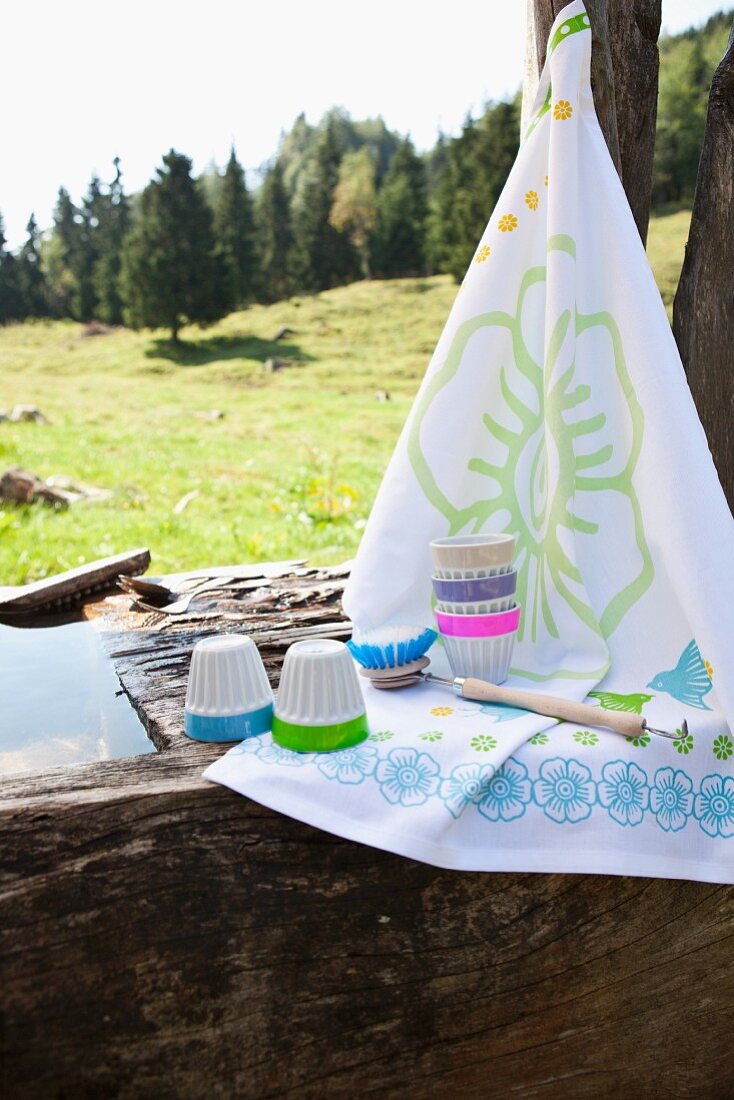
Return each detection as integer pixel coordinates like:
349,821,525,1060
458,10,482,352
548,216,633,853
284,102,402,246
523,1,661,243
2,564,734,1097
673,21,734,512
2,774,734,1097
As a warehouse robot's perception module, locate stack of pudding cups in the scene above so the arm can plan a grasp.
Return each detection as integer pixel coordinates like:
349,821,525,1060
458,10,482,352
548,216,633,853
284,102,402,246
430,535,520,683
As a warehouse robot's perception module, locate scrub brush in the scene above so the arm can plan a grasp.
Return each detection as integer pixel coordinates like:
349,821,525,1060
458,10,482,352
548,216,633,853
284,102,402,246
347,624,438,686
347,622,686,741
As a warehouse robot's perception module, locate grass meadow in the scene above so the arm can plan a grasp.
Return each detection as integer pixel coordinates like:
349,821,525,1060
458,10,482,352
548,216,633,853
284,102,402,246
0,209,690,584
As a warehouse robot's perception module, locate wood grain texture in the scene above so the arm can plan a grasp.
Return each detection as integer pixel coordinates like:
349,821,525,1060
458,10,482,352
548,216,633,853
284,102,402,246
2,563,734,1098
606,0,661,244
673,21,734,512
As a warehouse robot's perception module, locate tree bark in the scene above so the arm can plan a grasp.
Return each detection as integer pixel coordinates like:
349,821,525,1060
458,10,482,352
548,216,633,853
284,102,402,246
673,22,734,512
606,0,661,245
523,0,661,244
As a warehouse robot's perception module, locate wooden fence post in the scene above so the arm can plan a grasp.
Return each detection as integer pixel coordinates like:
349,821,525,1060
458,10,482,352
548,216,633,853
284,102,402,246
673,22,734,512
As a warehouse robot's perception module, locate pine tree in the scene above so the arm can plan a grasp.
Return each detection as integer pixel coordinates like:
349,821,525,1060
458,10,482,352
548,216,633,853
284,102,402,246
433,100,520,281
119,149,226,343
47,187,80,317
0,213,23,323
93,157,130,325
213,148,257,310
16,215,48,317
372,138,428,278
75,174,102,320
292,121,356,292
255,160,294,303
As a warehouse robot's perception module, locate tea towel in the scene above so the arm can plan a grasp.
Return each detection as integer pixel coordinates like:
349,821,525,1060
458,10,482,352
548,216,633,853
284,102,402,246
206,1,734,882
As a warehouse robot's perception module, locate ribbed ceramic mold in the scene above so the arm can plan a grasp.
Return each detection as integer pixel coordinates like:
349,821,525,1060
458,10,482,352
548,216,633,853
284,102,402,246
433,562,515,580
184,634,274,742
430,534,515,578
441,631,517,684
431,571,517,603
272,638,368,752
436,596,515,615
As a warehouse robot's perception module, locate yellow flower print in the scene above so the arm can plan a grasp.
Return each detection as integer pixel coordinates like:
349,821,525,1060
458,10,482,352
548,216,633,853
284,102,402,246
544,175,549,187
705,659,714,681
553,99,573,121
498,214,518,233
430,705,454,717
524,190,539,211
475,244,491,263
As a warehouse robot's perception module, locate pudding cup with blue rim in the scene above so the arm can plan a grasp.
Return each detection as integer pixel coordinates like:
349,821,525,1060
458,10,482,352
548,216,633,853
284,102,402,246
430,534,515,579
184,634,274,742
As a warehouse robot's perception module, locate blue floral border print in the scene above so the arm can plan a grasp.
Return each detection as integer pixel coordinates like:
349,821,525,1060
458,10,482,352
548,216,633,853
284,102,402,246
228,738,734,840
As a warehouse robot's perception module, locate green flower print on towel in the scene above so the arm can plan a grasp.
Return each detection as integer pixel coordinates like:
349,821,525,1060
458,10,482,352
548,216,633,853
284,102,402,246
713,735,733,762
625,733,650,748
407,235,654,681
573,730,598,747
674,731,694,755
471,734,498,752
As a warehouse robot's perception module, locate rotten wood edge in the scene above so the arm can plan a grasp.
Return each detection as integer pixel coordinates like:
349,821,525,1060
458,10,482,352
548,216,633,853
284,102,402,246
0,562,352,810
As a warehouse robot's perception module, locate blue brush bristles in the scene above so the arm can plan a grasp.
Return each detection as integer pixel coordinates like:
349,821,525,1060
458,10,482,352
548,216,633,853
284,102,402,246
347,624,438,670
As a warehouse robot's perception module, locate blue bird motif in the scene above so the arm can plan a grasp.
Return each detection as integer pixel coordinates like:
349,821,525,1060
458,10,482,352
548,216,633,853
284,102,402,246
457,702,536,723
648,640,713,710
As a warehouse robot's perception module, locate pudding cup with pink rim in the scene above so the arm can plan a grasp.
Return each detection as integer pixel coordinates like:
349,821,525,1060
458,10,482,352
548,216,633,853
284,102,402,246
430,535,520,682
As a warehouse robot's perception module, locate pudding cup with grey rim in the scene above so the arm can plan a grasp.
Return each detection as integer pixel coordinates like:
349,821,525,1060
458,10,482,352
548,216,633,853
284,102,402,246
430,534,515,579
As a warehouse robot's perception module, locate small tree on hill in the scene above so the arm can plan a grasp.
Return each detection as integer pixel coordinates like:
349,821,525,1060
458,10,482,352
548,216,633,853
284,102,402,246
329,148,377,278
214,147,257,310
120,150,225,343
0,213,23,323
16,215,48,317
46,187,80,317
93,157,130,326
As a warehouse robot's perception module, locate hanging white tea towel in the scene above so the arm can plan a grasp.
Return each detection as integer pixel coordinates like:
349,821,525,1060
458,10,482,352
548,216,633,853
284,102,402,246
206,1,734,882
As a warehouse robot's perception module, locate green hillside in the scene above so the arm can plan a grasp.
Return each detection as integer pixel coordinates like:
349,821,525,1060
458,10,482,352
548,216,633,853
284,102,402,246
0,208,690,584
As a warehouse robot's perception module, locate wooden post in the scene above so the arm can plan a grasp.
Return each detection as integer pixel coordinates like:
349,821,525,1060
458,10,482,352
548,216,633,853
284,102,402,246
523,0,661,244
673,22,734,512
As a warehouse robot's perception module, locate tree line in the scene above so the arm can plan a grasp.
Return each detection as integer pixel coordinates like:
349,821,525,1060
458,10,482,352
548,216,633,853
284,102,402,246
0,11,729,341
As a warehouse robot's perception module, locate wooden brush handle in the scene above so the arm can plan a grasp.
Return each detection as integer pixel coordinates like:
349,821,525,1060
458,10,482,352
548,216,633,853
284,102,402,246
459,678,644,738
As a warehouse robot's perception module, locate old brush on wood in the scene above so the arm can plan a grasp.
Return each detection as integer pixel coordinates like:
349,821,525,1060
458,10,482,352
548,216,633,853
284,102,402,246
347,625,687,740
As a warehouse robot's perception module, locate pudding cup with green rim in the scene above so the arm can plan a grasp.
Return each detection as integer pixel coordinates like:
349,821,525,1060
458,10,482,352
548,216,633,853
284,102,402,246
272,638,368,753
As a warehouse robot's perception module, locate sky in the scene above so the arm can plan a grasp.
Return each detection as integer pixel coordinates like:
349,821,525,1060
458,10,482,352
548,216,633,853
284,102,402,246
1,0,729,248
